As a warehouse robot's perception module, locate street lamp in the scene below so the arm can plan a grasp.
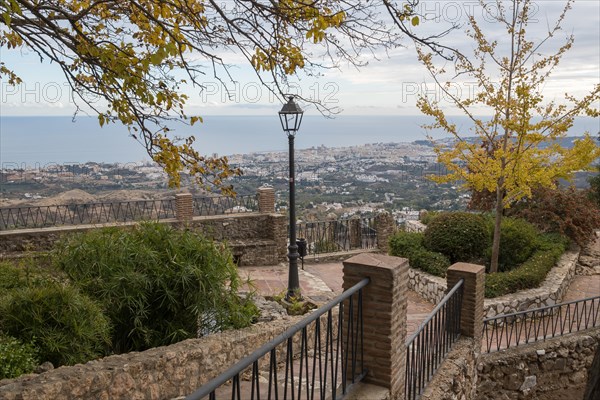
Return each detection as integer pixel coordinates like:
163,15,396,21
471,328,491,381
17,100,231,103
279,96,304,300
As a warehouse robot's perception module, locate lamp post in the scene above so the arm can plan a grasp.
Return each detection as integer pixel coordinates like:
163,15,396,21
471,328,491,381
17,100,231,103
279,96,304,301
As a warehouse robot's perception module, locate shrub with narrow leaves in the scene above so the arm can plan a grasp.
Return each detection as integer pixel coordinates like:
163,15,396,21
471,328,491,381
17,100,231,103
52,222,258,353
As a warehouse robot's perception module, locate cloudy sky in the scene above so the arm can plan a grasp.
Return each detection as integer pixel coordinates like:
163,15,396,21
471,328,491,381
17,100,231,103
1,0,598,117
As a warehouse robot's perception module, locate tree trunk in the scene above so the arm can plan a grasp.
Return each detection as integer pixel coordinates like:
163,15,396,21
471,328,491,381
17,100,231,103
490,185,504,273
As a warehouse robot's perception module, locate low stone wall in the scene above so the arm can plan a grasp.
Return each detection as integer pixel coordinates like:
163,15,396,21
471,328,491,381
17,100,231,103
407,249,580,314
0,213,287,266
420,338,478,400
407,268,447,304
0,316,302,400
484,250,579,319
476,329,600,400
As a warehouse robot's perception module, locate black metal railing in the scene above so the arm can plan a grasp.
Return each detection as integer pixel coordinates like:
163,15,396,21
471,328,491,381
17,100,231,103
295,218,377,256
186,278,370,400
0,199,176,230
405,279,464,400
192,194,258,216
482,296,600,353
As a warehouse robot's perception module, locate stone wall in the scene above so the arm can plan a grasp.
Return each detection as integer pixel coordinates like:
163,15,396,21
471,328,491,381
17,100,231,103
407,249,580,316
0,213,287,266
407,268,447,304
0,316,303,400
476,329,600,400
420,338,478,400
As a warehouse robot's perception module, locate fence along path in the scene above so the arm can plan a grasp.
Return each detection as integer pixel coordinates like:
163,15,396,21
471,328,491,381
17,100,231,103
0,195,258,230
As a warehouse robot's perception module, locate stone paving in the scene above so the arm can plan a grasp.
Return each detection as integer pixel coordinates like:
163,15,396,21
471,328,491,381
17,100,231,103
239,260,435,338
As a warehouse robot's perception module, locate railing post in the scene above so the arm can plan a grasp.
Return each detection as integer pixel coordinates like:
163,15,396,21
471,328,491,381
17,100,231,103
343,253,408,399
175,193,193,223
446,263,485,341
257,186,275,213
375,211,394,254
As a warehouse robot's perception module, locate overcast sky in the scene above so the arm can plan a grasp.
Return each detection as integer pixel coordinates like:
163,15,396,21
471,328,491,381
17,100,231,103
1,0,598,117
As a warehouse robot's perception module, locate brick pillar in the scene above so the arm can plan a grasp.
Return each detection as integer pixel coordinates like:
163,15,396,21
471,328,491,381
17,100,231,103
349,217,361,249
343,253,408,399
175,193,193,223
446,263,485,340
375,211,395,254
257,187,275,213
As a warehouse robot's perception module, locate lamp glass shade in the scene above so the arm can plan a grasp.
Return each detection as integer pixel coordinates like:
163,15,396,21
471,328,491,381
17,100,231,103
278,97,303,135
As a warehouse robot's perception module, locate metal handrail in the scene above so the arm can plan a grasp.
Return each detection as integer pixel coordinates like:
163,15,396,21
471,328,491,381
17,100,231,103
186,277,370,400
482,295,600,353
405,278,464,400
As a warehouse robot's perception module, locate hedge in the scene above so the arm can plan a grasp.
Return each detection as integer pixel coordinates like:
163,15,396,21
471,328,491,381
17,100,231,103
485,234,569,298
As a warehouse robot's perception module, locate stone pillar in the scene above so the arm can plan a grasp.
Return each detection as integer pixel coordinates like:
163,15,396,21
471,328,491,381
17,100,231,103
375,211,395,254
446,262,485,341
175,193,193,223
343,253,408,399
257,187,275,213
349,217,361,249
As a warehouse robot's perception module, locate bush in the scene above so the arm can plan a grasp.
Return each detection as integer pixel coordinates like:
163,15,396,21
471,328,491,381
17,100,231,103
495,218,539,271
389,231,450,277
508,186,600,246
419,211,439,225
0,260,64,290
485,234,568,298
0,284,111,367
52,222,258,353
410,249,451,277
389,231,424,258
0,333,38,380
423,212,490,263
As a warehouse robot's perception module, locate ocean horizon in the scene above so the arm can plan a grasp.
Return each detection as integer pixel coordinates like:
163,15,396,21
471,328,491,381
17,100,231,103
1,115,598,167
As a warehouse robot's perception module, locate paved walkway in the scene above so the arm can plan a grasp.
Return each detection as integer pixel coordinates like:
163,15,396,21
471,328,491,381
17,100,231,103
239,261,435,337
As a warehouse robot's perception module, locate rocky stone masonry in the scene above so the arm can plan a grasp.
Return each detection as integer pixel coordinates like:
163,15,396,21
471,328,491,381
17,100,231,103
0,315,305,400
420,338,478,400
576,230,600,276
407,249,580,318
408,268,447,304
475,329,600,400
0,212,288,266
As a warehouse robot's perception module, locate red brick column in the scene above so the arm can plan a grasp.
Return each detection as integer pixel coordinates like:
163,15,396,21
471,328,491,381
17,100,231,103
446,263,485,341
175,193,193,223
257,187,276,213
343,253,408,399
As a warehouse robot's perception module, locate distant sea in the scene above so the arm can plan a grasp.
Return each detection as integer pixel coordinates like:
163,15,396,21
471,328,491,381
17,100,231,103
1,115,598,167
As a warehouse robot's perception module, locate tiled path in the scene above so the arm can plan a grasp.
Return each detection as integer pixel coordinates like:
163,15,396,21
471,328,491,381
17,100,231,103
563,274,600,301
239,261,435,337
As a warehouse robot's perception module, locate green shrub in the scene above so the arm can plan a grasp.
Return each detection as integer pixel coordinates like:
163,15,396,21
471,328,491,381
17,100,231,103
419,211,439,225
485,234,568,298
389,231,450,277
52,222,258,353
0,284,111,366
423,212,490,263
389,232,424,258
496,218,540,271
410,249,451,277
0,333,38,380
0,260,64,290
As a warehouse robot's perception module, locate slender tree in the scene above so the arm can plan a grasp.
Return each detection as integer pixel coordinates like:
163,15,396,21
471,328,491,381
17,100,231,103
415,0,600,272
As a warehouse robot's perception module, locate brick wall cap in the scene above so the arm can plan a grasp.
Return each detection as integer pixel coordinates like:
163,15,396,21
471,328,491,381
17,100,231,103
343,253,408,270
175,193,193,198
448,262,484,274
